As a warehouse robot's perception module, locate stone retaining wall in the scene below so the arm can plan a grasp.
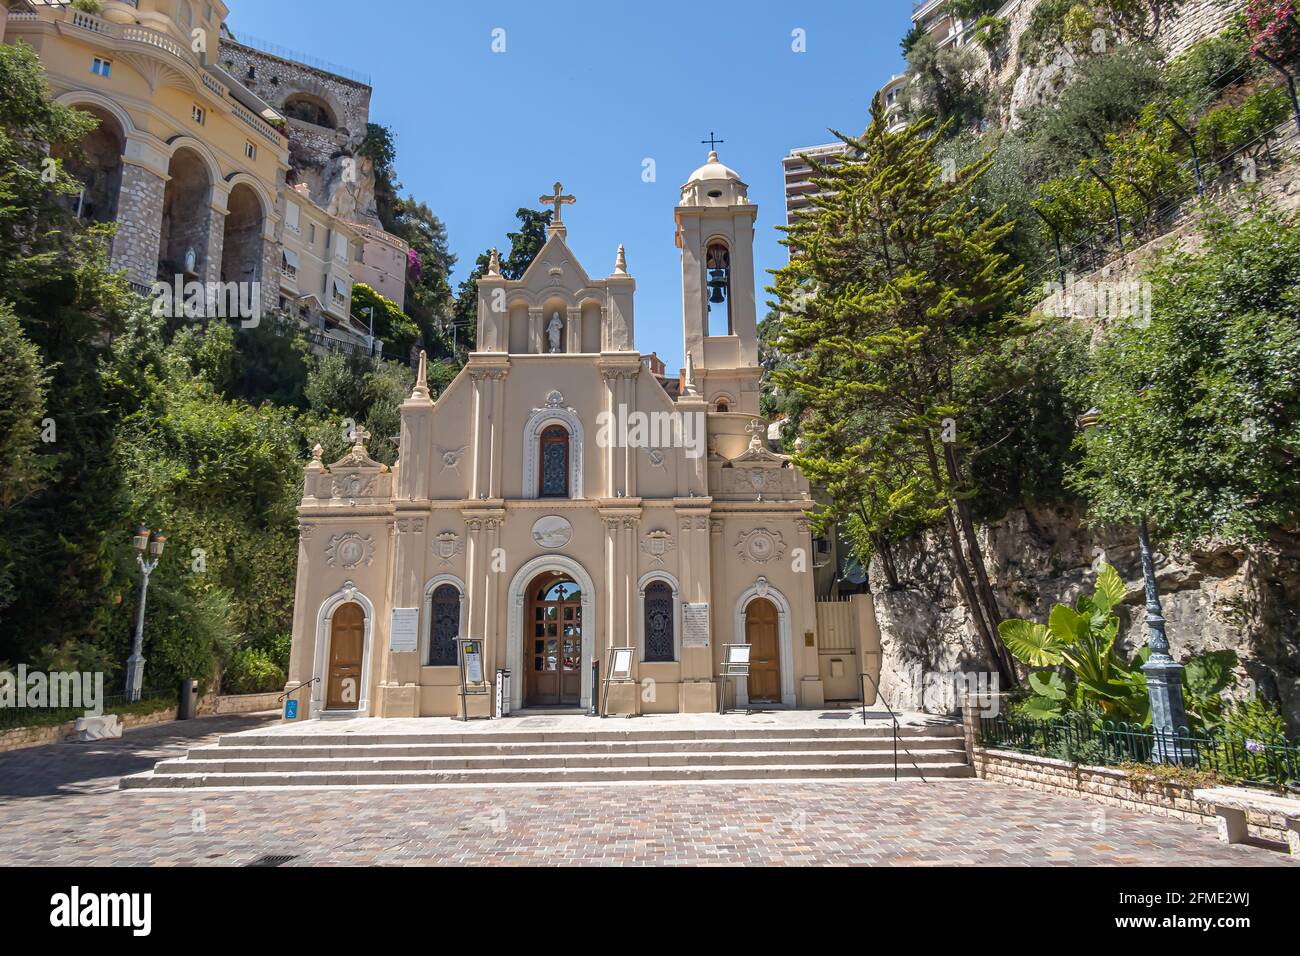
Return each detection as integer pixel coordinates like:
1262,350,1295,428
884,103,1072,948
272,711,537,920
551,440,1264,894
972,748,1293,843
0,693,280,753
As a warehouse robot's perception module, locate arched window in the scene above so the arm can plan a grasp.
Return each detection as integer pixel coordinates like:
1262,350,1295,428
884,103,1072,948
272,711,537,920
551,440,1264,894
539,425,570,498
643,581,675,662
706,242,731,336
715,401,730,413
427,584,461,666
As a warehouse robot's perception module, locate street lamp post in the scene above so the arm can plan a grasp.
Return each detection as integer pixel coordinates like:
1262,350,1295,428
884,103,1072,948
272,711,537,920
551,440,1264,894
126,525,166,702
1077,409,1189,763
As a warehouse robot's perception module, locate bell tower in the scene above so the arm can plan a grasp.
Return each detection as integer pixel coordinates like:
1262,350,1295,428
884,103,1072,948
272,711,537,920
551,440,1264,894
676,146,761,414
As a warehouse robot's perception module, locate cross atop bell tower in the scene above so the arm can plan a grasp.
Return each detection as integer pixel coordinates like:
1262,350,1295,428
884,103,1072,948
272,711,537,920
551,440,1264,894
539,182,576,238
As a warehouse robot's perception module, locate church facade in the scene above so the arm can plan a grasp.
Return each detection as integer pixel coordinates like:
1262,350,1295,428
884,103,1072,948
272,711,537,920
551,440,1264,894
284,151,872,719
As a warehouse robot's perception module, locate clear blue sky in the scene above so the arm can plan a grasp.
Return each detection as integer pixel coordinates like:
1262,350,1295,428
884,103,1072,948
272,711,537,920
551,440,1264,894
227,1,911,369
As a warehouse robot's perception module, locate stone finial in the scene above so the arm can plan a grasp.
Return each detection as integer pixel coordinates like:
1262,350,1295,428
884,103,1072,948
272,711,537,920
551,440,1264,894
312,443,324,461
683,351,699,396
412,350,429,399
613,243,628,276
488,248,501,277
353,425,371,451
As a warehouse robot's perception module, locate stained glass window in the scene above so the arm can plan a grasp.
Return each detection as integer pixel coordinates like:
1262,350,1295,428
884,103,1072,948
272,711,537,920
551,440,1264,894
644,581,674,662
428,584,460,666
540,425,569,498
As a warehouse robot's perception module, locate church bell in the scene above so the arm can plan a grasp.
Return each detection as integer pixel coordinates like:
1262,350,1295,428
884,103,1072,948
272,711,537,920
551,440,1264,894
707,268,728,304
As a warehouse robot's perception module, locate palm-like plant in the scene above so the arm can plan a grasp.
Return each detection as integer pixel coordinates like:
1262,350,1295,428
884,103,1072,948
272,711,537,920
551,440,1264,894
999,563,1238,729
1000,563,1150,723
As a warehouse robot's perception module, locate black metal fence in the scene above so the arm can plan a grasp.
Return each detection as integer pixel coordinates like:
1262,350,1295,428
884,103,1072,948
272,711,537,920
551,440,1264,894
0,686,179,732
979,714,1300,791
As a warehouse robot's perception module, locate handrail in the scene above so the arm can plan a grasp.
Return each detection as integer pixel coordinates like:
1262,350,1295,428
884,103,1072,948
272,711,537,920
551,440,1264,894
860,670,929,784
860,670,899,782
276,676,318,704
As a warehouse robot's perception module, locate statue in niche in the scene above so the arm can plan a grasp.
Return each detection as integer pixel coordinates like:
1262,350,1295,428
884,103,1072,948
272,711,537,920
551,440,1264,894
547,312,563,353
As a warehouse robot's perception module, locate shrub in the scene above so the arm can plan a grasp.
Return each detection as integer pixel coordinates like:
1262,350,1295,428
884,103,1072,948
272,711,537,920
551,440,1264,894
222,646,286,695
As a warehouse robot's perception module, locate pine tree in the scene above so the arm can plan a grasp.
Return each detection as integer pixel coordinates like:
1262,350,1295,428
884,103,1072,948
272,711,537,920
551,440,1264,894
772,94,1026,686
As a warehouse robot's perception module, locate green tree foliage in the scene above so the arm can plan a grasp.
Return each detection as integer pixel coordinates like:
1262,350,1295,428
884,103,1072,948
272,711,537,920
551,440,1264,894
900,34,989,134
1068,203,1300,546
1017,44,1165,180
1019,0,1187,64
363,123,458,357
771,96,1026,683
351,282,419,356
452,207,553,347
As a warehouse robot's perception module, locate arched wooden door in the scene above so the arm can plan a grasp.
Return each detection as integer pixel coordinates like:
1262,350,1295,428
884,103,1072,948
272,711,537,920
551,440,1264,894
745,598,781,703
526,573,583,706
326,602,365,710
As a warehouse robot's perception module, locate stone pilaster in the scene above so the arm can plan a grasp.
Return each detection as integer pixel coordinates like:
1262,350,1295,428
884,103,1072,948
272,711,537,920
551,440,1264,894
111,162,166,289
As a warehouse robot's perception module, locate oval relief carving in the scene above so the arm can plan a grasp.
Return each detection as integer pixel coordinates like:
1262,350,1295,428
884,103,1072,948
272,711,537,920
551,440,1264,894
531,515,573,550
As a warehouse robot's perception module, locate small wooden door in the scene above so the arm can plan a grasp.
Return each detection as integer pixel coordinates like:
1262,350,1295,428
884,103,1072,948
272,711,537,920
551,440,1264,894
526,574,583,707
745,598,781,703
326,602,365,710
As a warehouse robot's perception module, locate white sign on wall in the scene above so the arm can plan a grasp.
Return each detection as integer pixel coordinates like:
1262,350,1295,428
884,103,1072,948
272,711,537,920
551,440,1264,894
682,603,711,648
389,608,420,653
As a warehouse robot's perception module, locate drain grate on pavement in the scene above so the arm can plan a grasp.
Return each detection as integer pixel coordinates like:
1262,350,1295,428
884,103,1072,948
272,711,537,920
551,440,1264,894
245,854,297,867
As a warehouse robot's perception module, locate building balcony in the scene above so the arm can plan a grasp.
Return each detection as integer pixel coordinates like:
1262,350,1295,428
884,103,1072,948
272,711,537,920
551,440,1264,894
8,1,285,146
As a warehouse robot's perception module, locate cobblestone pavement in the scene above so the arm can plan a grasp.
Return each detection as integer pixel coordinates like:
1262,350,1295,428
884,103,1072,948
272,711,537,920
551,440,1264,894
0,717,1295,866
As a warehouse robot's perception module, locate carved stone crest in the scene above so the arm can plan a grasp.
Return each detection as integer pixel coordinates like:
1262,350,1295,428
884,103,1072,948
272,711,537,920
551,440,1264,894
326,532,375,569
737,528,785,565
433,531,464,565
640,529,675,565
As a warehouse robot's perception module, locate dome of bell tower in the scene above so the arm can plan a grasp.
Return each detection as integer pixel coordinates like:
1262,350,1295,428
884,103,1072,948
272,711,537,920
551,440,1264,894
681,150,749,206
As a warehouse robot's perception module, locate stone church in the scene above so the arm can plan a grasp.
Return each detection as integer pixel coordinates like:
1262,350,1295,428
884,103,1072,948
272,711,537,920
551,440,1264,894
285,151,875,719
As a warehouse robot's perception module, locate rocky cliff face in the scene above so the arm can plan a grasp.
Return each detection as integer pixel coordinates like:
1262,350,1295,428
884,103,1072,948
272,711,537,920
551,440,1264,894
871,506,1300,729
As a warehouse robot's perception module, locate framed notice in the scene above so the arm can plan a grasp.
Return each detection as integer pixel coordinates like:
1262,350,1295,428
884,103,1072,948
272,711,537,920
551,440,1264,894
609,647,634,682
722,644,751,676
460,638,486,687
682,603,711,648
456,638,490,722
389,608,420,653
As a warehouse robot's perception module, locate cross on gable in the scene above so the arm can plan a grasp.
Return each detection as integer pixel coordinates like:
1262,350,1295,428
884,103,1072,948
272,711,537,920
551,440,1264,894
701,131,725,152
540,182,576,222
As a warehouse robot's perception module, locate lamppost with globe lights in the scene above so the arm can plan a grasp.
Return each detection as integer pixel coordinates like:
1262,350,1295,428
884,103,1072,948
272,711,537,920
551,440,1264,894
126,525,166,702
1076,408,1189,763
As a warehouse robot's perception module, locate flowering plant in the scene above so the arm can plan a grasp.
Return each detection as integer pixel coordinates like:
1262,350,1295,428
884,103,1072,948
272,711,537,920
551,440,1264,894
1248,0,1300,62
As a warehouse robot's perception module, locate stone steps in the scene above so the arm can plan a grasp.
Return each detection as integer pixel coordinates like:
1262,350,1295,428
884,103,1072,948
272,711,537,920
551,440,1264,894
124,762,973,789
121,721,972,790
150,746,966,774
195,734,963,760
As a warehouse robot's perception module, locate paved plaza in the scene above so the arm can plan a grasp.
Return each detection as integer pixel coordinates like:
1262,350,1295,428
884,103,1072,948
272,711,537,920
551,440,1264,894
0,715,1295,866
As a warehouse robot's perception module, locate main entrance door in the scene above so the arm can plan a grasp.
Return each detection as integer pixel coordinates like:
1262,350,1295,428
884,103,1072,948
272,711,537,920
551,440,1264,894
526,572,583,707
326,602,365,710
745,597,781,703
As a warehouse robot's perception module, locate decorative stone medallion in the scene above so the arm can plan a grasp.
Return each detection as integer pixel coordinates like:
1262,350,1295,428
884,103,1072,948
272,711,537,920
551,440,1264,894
331,472,377,500
737,528,785,565
326,532,375,569
435,445,467,472
531,515,573,550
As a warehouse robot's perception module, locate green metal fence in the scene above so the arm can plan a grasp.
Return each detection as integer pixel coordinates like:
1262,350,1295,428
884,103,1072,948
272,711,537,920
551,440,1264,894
979,714,1300,791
